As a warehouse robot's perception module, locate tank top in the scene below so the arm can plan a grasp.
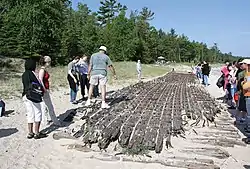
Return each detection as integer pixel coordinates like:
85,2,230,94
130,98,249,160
43,70,50,89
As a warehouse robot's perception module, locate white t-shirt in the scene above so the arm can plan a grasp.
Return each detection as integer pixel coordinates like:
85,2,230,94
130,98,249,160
229,68,237,88
137,62,141,72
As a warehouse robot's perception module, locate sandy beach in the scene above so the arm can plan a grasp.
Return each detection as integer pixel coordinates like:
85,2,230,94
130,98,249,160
1,67,250,169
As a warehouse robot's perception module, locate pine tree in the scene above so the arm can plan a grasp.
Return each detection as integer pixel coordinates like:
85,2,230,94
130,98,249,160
97,0,127,26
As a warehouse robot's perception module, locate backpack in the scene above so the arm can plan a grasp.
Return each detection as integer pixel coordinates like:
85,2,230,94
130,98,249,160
216,75,224,88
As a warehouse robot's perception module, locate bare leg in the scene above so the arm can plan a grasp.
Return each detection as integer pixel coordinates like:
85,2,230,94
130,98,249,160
88,84,94,100
100,84,110,109
85,84,94,106
28,123,33,133
34,122,41,134
100,85,106,102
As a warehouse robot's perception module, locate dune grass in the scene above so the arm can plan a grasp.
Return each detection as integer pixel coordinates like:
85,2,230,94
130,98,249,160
107,62,170,86
0,59,24,99
0,61,169,99
0,72,23,99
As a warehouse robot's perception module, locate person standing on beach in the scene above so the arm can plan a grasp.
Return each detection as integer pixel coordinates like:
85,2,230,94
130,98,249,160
0,96,5,117
195,63,202,83
85,46,117,109
201,61,210,86
235,59,248,125
22,58,46,139
234,59,244,105
228,61,238,109
76,55,90,100
38,56,62,126
221,61,230,91
225,63,235,109
67,56,80,104
75,55,100,100
137,60,142,82
242,59,250,135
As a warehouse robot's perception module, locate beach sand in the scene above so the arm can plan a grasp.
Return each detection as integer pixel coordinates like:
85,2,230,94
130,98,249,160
0,67,250,169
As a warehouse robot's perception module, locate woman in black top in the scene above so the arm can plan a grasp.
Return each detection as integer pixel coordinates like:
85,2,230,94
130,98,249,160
22,58,46,139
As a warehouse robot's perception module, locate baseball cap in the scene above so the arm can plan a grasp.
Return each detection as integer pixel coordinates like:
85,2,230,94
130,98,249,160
99,46,107,52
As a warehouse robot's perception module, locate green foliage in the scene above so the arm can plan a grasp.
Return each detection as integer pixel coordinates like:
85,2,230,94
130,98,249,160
0,0,242,65
97,0,127,26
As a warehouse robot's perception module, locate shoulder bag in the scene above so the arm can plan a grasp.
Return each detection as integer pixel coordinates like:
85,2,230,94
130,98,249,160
26,71,44,103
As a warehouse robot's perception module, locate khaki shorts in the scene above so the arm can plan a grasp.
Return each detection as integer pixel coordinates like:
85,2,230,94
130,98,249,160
90,75,107,86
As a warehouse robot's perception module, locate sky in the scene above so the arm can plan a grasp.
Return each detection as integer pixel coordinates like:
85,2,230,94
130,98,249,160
72,0,250,57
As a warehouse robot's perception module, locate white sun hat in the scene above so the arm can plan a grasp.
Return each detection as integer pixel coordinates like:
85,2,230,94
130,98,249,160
239,59,250,64
99,46,107,52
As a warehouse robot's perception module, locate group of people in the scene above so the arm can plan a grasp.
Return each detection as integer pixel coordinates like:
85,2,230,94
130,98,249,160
219,59,250,134
194,61,211,86
22,56,61,139
66,46,117,108
21,46,117,139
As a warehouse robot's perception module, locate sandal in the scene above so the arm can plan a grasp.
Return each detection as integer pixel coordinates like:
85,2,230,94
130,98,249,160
27,133,34,139
34,132,47,139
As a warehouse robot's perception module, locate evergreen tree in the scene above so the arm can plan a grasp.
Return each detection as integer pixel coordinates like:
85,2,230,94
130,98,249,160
97,0,127,26
0,0,242,65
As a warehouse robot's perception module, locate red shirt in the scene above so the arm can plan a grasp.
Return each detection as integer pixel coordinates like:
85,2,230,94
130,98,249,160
43,70,50,89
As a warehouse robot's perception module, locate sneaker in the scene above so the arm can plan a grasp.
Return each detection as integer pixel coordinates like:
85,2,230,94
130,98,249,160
85,99,91,107
27,133,34,139
34,132,47,139
101,102,110,109
80,97,87,101
72,101,78,105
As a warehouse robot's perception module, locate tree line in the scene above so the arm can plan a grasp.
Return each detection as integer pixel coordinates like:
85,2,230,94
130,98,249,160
0,0,242,65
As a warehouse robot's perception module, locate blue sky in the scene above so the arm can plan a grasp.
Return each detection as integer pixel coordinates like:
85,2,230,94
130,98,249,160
72,0,250,57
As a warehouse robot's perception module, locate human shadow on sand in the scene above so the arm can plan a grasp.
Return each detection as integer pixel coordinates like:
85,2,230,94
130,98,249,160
2,110,15,117
221,99,250,144
244,165,250,169
40,109,76,135
0,128,18,138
